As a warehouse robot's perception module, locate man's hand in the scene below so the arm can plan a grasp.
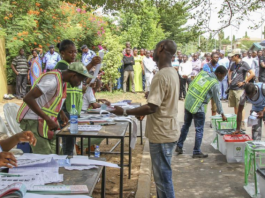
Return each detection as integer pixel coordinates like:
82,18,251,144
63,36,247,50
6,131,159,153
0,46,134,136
0,152,17,168
15,71,19,76
136,115,145,121
222,114,227,121
99,99,111,106
152,69,156,74
144,91,149,99
232,129,241,135
89,56,101,67
46,119,59,131
60,111,69,127
110,106,124,116
257,111,264,118
237,82,245,87
16,131,37,146
174,67,179,71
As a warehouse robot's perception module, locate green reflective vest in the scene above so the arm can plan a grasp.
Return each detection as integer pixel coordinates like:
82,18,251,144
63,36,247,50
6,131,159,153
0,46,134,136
185,71,218,114
54,60,83,115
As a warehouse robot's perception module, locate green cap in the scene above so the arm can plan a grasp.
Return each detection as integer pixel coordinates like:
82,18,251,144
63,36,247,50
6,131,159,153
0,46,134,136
68,62,94,78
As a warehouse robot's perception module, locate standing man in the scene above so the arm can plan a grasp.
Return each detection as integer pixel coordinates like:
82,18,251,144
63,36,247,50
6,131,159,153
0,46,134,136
143,51,156,91
235,83,265,140
258,50,265,83
11,48,29,100
112,40,179,198
123,48,135,93
43,45,61,72
243,50,255,83
81,45,96,67
178,55,192,100
203,52,220,117
218,50,230,100
252,50,259,81
191,53,201,81
176,66,228,157
201,53,211,69
228,49,255,131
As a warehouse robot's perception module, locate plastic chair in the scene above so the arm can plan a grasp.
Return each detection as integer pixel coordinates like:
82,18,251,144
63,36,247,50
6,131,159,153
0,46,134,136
3,103,22,135
0,115,13,137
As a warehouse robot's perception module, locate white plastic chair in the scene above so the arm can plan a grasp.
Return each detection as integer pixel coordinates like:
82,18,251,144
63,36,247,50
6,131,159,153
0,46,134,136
0,115,13,137
3,103,22,135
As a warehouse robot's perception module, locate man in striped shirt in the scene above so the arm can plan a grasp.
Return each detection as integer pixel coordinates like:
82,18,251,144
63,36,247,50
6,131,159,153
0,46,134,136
11,48,29,99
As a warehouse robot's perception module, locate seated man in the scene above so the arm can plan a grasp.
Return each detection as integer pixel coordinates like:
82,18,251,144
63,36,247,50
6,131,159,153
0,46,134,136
0,131,36,168
234,83,265,140
176,66,228,158
82,78,110,111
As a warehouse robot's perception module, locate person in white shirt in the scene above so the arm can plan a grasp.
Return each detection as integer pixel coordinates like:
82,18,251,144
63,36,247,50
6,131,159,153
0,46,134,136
178,55,192,100
143,51,156,91
243,51,255,83
252,50,259,81
218,50,230,100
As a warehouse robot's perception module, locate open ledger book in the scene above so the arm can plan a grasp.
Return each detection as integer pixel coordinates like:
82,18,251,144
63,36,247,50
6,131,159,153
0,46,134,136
0,183,27,198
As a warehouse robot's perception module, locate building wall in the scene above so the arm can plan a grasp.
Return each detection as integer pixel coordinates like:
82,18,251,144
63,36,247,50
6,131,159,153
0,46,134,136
0,38,7,101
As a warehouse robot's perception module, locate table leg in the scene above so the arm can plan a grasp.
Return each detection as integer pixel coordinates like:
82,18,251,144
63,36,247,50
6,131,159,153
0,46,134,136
88,138,91,157
106,138,109,145
254,151,258,196
140,120,143,145
56,136,59,154
101,166,106,198
120,138,124,198
129,123,132,179
81,138,83,155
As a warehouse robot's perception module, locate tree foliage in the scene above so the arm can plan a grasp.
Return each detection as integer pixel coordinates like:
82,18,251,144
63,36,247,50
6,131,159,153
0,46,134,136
101,32,123,92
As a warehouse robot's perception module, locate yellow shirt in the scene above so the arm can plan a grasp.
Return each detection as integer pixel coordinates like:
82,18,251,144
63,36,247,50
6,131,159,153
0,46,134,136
145,67,180,143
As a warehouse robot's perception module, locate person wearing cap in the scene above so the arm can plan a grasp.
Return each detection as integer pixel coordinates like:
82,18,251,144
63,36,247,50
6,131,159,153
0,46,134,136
218,50,230,100
81,45,96,67
227,49,255,131
16,62,91,154
43,45,61,72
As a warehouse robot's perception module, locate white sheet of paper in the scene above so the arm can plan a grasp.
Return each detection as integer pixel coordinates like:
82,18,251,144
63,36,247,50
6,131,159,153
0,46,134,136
67,125,102,132
17,154,67,160
90,64,102,83
25,194,92,198
70,158,119,168
64,166,98,170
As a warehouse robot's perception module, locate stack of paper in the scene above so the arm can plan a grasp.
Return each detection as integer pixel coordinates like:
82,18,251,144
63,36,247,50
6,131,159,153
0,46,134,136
70,158,120,168
67,125,102,132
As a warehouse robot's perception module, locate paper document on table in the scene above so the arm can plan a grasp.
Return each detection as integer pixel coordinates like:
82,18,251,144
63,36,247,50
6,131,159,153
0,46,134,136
17,154,67,160
25,193,92,198
28,185,89,193
9,166,59,174
70,158,119,168
16,158,58,168
67,125,102,131
90,64,101,83
114,117,138,149
64,166,98,170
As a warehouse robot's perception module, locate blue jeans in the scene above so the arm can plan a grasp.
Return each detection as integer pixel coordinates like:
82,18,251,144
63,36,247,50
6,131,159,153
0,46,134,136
149,141,176,198
58,108,75,155
177,109,205,154
116,67,124,90
219,78,228,99
142,74,146,91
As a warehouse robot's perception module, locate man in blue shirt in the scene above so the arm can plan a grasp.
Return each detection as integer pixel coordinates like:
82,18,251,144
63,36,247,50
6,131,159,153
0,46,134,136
203,52,220,118
43,45,61,72
218,50,230,100
81,45,96,67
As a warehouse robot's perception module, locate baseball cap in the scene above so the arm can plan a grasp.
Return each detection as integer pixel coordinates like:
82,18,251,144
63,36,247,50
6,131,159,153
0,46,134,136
68,62,94,78
228,49,241,57
49,45,55,49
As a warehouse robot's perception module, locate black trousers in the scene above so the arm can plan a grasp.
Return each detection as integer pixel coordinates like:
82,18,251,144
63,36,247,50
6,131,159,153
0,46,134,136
180,77,192,98
16,74,27,97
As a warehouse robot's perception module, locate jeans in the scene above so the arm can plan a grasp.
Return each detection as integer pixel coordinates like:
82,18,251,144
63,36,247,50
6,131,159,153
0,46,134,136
149,141,176,198
116,67,124,90
219,78,228,99
16,74,27,97
251,110,265,140
58,109,75,155
142,74,146,91
177,109,205,154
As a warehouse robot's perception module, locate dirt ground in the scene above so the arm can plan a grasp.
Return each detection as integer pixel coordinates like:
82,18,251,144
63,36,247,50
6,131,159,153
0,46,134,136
0,92,147,198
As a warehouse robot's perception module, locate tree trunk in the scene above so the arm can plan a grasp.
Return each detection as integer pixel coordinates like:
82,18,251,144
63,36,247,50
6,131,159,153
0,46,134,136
109,80,113,93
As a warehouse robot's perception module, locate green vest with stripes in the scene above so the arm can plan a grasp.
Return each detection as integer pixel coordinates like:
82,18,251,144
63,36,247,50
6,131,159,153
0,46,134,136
185,71,219,114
